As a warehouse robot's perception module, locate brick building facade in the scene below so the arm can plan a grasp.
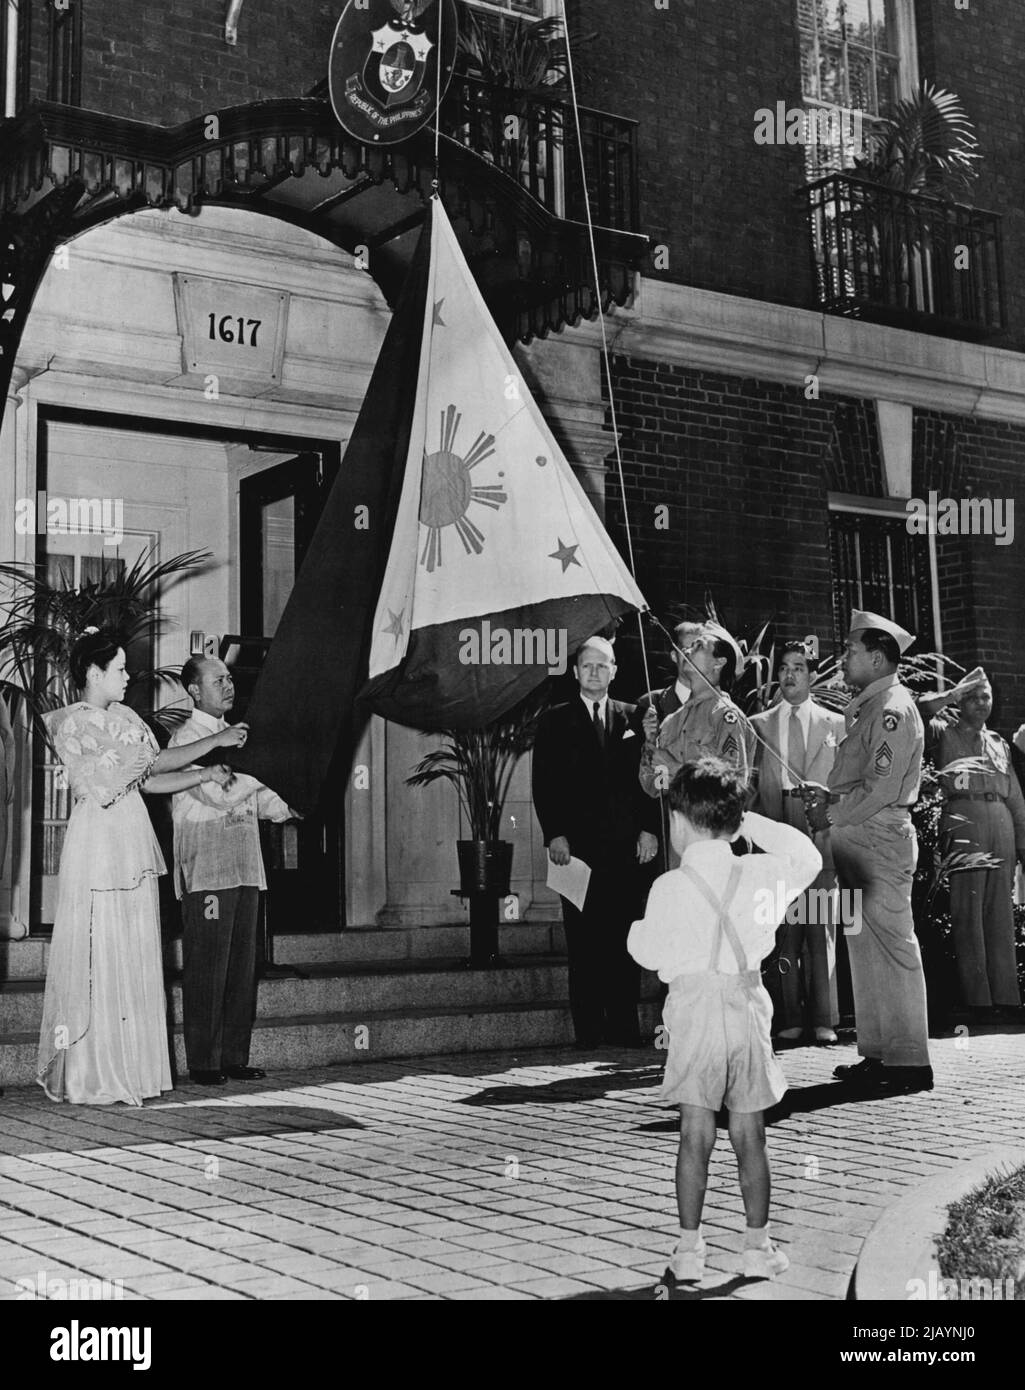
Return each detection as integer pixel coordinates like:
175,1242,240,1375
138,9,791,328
0,0,1022,960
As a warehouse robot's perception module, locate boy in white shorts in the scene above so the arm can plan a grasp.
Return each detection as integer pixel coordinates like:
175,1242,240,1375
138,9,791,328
628,757,821,1282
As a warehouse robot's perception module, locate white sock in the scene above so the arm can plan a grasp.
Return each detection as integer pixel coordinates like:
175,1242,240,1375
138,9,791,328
677,1226,702,1250
744,1224,771,1250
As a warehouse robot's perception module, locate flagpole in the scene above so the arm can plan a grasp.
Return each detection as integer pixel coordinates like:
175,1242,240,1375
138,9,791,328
559,0,654,703
645,611,806,786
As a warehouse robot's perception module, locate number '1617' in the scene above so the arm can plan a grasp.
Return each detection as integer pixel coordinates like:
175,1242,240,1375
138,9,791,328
208,315,261,346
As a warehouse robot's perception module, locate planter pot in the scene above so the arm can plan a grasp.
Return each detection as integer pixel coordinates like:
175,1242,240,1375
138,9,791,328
457,839,513,896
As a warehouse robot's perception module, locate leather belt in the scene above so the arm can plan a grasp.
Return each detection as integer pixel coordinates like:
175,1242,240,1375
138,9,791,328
947,792,1004,804
781,788,806,798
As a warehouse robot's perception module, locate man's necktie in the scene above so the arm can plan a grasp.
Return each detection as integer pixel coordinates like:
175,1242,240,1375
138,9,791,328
787,704,807,783
592,701,606,750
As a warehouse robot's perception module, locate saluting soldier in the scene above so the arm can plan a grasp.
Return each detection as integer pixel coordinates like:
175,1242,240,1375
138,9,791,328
639,622,755,806
920,669,1025,1016
802,611,931,1094
635,620,707,871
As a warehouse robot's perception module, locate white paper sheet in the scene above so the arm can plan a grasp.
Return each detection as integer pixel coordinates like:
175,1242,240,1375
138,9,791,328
546,855,592,911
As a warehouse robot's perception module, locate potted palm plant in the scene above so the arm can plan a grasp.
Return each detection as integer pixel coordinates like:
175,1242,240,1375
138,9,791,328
839,82,982,318
0,549,212,733
406,687,548,898
0,549,211,923
448,9,593,199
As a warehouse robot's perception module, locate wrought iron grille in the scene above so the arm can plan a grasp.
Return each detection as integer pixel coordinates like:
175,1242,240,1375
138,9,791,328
442,73,638,230
802,174,1005,338
829,510,936,653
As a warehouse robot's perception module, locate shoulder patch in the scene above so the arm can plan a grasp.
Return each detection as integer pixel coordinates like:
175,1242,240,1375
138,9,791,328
882,711,899,732
722,709,738,724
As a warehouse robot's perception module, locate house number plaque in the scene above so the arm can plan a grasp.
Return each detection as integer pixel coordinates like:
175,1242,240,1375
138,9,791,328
173,274,290,386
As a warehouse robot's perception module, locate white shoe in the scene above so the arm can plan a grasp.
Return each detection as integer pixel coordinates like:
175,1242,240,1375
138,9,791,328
776,1028,804,1040
814,1027,838,1044
743,1241,789,1280
669,1236,706,1282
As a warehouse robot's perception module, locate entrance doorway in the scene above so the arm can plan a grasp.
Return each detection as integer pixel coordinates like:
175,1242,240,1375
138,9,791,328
238,453,343,934
25,407,346,935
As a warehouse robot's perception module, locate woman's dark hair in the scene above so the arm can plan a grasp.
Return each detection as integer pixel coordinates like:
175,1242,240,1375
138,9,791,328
667,756,747,835
69,629,123,690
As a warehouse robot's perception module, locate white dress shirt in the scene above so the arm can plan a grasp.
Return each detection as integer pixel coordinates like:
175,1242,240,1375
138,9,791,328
674,681,692,708
627,812,821,983
778,696,813,789
169,707,292,897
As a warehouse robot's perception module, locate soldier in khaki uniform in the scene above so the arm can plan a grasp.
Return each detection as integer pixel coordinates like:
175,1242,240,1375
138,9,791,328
802,611,932,1093
920,669,1025,1014
639,622,755,803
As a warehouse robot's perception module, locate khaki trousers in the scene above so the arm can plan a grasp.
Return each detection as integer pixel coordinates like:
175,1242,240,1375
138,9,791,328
830,814,931,1068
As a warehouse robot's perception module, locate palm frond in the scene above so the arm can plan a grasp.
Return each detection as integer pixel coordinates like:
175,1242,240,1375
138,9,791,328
406,687,550,841
853,82,981,196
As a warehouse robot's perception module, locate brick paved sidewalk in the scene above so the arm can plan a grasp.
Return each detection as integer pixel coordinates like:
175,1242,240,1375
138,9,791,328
1,1025,1023,1301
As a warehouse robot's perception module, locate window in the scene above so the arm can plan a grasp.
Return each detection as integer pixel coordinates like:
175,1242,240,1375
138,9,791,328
1,0,29,118
828,502,939,654
465,1,548,15
797,0,918,178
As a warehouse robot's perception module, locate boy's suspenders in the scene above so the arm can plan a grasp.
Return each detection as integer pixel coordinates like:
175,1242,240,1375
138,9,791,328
678,863,761,986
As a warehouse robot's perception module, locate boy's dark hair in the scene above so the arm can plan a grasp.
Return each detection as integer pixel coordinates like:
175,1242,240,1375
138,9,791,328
858,628,901,666
777,640,819,675
667,756,747,835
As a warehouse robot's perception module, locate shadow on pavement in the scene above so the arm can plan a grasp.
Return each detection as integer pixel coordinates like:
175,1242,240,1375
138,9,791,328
459,1060,663,1107
563,1272,752,1300
634,1080,893,1133
0,1101,364,1155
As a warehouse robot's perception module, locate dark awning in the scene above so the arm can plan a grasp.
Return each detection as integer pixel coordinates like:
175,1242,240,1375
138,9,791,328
0,98,649,409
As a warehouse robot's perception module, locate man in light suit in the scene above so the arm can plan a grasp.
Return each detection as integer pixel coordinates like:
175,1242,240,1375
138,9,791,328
751,641,844,1044
532,637,660,1048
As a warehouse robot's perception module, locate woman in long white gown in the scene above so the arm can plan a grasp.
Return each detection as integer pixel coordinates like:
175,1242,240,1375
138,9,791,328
37,629,247,1106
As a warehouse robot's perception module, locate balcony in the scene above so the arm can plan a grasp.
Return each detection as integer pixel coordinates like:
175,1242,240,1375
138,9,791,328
440,73,639,232
801,174,1006,340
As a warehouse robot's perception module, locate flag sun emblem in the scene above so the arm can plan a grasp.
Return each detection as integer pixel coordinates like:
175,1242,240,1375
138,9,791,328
418,404,508,572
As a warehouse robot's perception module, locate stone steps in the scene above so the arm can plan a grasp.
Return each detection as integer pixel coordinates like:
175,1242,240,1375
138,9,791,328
0,923,567,979
0,942,662,1087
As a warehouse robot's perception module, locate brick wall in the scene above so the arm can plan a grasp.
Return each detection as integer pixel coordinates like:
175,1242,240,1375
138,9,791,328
915,0,1025,350
602,354,1025,736
75,0,338,126
567,0,811,309
915,409,1025,732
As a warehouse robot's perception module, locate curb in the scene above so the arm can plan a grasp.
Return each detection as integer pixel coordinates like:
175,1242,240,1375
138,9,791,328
855,1145,1025,1301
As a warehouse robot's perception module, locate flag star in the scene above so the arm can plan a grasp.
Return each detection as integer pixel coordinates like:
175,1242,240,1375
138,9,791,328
549,538,581,572
384,608,405,640
432,298,446,326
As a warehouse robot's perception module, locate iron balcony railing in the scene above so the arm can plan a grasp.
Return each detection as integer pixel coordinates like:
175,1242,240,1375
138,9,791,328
801,173,1006,339
441,72,639,232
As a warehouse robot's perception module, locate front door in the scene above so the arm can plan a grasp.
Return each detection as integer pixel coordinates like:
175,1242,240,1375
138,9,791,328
238,453,343,932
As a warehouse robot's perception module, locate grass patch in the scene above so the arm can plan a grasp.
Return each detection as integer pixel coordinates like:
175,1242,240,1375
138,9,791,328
936,1163,1025,1297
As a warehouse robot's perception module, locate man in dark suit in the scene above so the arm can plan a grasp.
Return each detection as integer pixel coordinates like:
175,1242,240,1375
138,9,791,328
532,637,659,1047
